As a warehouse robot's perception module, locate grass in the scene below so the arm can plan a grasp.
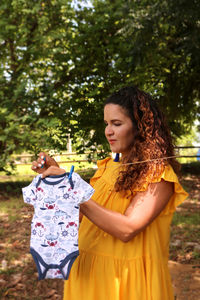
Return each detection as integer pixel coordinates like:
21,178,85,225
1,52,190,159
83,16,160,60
4,248,20,264
193,251,200,260
0,228,5,237
0,267,16,276
0,196,24,214
170,202,200,264
171,211,200,245
172,212,200,226
0,170,199,299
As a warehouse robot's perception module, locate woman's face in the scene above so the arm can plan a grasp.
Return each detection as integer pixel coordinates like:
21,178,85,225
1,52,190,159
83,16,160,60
104,104,135,156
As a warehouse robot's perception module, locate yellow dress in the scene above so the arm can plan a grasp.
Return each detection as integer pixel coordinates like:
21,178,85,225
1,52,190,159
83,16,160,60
63,157,188,300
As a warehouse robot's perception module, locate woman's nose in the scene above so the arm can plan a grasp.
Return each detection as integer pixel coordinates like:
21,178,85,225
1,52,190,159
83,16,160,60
105,125,114,136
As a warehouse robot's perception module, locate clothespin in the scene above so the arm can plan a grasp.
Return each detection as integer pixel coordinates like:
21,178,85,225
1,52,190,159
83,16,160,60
68,165,74,189
69,165,74,179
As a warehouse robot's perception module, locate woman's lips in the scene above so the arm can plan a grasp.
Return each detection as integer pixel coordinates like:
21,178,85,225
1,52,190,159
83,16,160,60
108,139,116,145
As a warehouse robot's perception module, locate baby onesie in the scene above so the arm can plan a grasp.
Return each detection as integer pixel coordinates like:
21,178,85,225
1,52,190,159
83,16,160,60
22,171,94,280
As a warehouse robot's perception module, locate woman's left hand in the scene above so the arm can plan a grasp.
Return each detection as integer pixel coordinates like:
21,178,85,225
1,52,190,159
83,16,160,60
31,152,65,177
40,165,66,178
32,152,59,174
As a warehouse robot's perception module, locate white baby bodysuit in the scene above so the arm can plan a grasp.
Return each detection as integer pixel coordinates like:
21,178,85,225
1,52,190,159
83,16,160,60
22,171,94,280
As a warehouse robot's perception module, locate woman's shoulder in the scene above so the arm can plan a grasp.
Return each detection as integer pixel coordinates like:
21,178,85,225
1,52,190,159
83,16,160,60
152,164,177,182
96,156,112,168
150,164,188,210
132,164,188,214
157,164,188,215
90,156,112,186
134,164,183,191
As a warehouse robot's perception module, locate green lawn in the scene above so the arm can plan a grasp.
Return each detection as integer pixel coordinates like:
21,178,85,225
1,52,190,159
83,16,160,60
0,169,199,299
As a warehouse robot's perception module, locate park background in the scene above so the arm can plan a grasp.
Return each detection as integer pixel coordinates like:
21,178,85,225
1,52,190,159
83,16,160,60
0,0,200,299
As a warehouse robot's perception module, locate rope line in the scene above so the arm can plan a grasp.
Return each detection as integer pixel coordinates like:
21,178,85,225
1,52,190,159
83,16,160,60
75,155,196,173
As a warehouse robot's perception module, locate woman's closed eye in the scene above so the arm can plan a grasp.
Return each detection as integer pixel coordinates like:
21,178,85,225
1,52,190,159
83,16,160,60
104,121,122,127
113,122,122,126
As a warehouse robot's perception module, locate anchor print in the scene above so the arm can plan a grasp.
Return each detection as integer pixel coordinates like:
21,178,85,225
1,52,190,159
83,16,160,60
66,222,78,237
35,222,45,237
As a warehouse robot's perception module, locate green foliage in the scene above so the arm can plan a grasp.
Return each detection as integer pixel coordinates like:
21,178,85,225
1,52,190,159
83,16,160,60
121,0,200,137
0,0,199,172
0,0,75,172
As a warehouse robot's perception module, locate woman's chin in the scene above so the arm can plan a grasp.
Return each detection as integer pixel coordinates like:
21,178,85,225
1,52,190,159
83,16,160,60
111,148,121,154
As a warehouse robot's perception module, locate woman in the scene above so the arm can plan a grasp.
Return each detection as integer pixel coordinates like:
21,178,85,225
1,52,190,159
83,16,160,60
32,86,188,300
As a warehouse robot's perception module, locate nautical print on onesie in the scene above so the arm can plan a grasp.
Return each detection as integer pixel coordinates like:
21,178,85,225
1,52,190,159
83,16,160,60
22,171,94,280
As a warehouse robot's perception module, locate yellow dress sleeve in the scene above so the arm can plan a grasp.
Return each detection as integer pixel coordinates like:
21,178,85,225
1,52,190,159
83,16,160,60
142,164,188,215
90,157,111,187
127,164,188,215
158,164,188,215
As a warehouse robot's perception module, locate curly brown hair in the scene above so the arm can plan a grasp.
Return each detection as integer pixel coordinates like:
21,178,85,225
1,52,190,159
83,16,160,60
104,86,180,192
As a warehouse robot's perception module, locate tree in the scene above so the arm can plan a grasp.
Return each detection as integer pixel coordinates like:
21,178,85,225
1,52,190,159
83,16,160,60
0,0,132,171
0,0,75,172
0,0,199,172
122,0,200,137
53,0,200,149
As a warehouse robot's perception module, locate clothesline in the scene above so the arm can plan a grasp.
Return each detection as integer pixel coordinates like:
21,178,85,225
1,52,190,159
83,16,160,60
74,155,199,173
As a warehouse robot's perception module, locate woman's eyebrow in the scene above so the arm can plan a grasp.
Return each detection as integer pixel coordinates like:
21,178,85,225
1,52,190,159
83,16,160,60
104,119,122,122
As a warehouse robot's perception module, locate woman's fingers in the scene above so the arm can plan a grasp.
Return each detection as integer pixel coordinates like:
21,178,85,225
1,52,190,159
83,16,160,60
41,166,66,178
31,152,60,174
38,152,59,168
31,161,37,170
36,156,46,168
38,152,47,168
32,159,48,173
38,152,47,162
31,161,44,173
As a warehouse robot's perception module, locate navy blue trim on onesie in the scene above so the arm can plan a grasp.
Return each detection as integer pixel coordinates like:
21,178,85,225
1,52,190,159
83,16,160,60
36,172,74,189
30,247,79,280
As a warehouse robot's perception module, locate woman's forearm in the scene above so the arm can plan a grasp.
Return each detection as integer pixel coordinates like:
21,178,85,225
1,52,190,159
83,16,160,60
80,181,173,242
80,199,136,242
